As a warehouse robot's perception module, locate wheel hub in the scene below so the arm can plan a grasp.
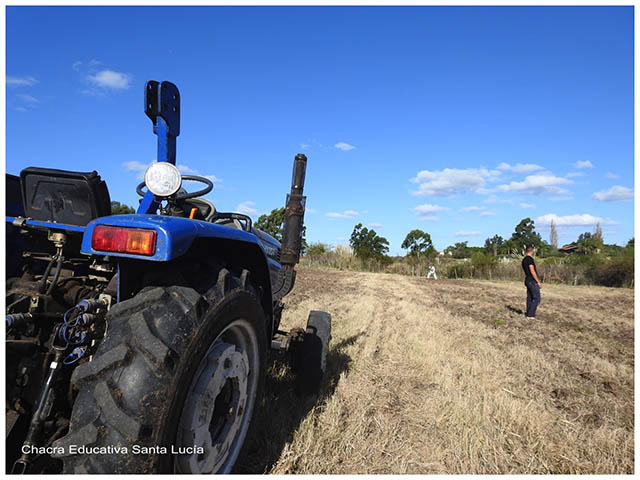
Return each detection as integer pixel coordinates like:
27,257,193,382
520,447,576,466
175,341,250,473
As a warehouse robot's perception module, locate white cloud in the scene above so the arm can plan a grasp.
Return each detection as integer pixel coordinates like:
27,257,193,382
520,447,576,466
484,195,514,205
326,210,359,219
565,172,584,178
203,174,223,185
479,211,496,216
536,213,618,227
455,231,482,237
72,61,82,71
573,160,594,169
236,201,258,216
460,206,485,212
410,168,498,196
122,160,151,179
496,174,572,195
334,142,355,151
520,203,536,209
418,215,439,222
87,70,132,90
368,222,383,228
300,143,310,150
122,161,222,185
592,185,633,202
7,75,38,87
605,172,619,179
16,94,39,104
413,204,449,215
550,196,573,202
496,162,544,174
14,107,28,112
305,207,318,214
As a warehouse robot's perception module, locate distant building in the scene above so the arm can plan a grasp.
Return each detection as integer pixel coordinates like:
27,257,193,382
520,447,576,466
558,243,579,254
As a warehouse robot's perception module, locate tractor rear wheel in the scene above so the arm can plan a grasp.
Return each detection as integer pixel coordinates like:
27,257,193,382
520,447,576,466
53,269,266,474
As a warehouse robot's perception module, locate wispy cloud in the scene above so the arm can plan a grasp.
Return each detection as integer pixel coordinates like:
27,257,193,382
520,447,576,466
455,231,482,237
550,196,573,202
87,70,132,90
520,203,536,209
573,160,594,169
496,174,572,195
565,172,584,178
536,213,618,227
479,211,496,216
496,162,544,174
592,185,633,202
605,172,619,179
413,204,449,216
460,206,485,212
236,201,258,216
334,142,356,151
410,168,499,196
16,94,39,104
122,160,222,186
326,210,359,219
368,222,383,228
7,75,38,87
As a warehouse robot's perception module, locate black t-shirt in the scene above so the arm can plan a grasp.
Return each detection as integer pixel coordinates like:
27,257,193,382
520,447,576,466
522,255,537,281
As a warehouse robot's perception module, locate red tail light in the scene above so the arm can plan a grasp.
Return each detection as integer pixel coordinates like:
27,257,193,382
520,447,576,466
92,226,157,256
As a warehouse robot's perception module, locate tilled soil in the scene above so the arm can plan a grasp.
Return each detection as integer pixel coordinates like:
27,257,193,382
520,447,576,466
236,267,634,474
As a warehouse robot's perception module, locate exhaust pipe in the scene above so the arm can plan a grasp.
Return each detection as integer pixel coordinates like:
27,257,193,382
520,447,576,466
280,153,307,268
273,154,307,301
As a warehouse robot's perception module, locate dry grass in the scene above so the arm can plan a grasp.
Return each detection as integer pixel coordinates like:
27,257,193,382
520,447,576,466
236,267,634,474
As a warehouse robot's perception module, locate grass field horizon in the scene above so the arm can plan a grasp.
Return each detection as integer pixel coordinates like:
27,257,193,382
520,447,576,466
238,267,634,474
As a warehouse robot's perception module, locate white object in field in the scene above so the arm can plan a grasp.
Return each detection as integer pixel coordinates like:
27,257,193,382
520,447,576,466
427,265,437,279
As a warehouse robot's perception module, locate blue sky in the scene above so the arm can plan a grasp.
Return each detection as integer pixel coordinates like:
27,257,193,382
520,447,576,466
6,6,634,255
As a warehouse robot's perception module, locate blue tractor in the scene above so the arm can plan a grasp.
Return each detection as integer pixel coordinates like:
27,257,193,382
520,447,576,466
5,81,331,474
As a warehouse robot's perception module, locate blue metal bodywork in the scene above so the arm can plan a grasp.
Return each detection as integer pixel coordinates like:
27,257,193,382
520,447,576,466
80,214,272,262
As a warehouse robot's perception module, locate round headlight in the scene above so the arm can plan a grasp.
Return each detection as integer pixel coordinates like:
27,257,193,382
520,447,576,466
144,162,182,197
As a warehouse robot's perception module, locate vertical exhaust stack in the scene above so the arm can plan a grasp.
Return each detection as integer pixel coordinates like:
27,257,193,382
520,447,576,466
280,153,307,269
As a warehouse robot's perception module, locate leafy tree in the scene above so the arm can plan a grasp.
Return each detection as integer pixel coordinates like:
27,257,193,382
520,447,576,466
626,237,634,249
255,207,286,241
509,217,542,252
349,223,389,259
401,229,435,257
255,207,307,252
483,234,504,256
111,201,135,214
306,242,330,257
576,231,602,254
445,241,471,259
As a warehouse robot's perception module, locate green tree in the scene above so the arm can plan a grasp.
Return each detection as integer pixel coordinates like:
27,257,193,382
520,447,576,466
349,223,389,259
255,207,307,252
401,229,435,257
306,242,330,257
626,237,634,249
483,234,504,256
255,207,286,241
510,218,542,252
576,231,603,254
445,241,471,259
111,201,135,214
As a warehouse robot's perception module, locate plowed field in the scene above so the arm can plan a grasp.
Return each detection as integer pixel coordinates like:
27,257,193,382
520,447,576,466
237,267,634,474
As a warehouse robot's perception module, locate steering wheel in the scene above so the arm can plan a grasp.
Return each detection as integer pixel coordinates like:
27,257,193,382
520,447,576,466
136,175,214,201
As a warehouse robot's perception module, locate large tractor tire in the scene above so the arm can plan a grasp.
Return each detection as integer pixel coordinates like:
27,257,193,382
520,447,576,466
52,269,267,474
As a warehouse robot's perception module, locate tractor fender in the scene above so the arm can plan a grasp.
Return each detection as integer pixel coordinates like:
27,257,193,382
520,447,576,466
81,215,277,317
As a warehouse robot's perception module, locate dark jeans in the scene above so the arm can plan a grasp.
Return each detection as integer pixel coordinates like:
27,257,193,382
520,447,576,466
525,279,541,317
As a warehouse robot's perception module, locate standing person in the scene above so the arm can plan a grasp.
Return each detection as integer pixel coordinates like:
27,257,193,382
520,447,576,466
522,247,542,319
427,264,438,280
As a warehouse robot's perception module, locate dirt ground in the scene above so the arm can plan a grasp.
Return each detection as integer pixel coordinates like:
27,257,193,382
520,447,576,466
236,267,634,474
